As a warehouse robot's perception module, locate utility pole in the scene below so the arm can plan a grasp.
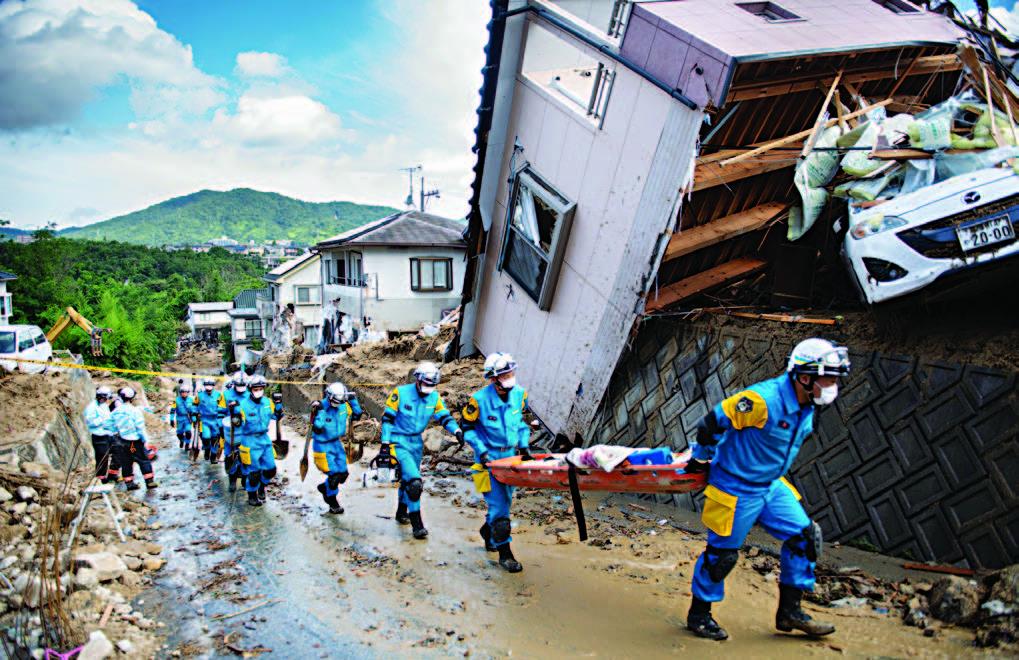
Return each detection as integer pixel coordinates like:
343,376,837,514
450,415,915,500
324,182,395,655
419,175,440,213
399,165,422,208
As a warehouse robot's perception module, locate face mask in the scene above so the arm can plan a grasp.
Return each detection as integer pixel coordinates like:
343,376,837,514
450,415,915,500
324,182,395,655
235,386,246,394
251,389,264,400
418,384,435,395
813,383,838,406
497,375,516,390
204,386,214,392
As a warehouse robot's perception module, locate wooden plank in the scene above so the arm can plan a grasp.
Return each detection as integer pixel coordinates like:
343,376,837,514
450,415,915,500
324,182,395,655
664,202,786,262
693,151,792,191
729,55,960,102
719,99,893,167
645,258,767,312
801,70,843,159
869,148,933,160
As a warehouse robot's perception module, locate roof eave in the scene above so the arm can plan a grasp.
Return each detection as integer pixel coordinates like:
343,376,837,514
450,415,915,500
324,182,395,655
733,38,961,64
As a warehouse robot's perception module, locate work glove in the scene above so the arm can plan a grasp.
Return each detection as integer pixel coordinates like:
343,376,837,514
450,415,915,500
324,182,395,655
454,429,464,445
311,400,322,411
170,418,175,428
518,448,534,462
479,452,491,467
685,458,710,474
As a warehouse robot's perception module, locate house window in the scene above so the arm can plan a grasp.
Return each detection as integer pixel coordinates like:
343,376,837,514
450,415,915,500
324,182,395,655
498,166,576,311
0,293,10,318
295,285,321,304
243,319,262,338
410,258,453,292
736,2,802,22
871,0,919,13
329,252,366,286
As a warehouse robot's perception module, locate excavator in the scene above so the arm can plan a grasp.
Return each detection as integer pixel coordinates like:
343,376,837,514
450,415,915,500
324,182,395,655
45,307,112,357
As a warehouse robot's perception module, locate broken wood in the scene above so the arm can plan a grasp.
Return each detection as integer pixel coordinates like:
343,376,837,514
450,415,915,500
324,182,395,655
869,148,934,160
727,311,838,326
729,55,960,102
99,602,114,628
801,70,844,159
645,258,767,312
902,562,976,577
719,99,893,167
664,203,786,262
211,598,283,621
693,150,792,191
983,67,1004,146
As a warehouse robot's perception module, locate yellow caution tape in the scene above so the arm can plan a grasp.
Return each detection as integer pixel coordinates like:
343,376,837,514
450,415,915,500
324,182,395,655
1,357,389,387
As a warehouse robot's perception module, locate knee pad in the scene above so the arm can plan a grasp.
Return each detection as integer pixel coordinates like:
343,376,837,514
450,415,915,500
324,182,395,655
247,471,261,486
327,471,348,489
264,467,277,481
783,521,822,562
492,517,511,544
704,545,739,582
405,478,423,502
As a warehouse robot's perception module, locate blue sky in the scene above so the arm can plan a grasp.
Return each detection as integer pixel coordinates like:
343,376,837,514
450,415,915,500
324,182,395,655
0,0,490,228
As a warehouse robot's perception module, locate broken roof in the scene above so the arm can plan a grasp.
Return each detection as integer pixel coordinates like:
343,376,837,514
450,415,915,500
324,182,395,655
316,210,466,249
263,251,318,282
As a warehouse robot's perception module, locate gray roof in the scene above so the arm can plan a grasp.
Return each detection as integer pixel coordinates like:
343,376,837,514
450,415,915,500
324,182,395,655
317,211,466,249
232,288,266,309
0,271,16,281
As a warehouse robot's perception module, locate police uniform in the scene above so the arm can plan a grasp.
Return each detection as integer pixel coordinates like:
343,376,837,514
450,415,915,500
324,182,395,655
193,388,225,462
235,395,282,496
85,398,117,482
689,374,817,604
312,395,364,499
381,384,460,515
461,383,530,548
220,387,247,480
171,393,195,448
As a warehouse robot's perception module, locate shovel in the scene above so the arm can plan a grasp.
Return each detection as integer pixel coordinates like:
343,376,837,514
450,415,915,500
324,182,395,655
298,406,317,481
189,413,201,462
271,392,289,459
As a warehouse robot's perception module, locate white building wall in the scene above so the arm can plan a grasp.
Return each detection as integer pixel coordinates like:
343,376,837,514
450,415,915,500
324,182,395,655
472,15,702,439
0,281,10,325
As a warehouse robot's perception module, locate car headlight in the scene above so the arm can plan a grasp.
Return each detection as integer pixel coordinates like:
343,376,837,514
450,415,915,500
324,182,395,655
850,215,908,240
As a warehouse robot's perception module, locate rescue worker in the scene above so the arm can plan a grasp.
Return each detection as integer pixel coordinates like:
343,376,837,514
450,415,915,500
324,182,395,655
229,374,283,506
462,352,532,572
171,382,195,450
111,386,158,491
684,338,851,641
84,385,117,483
220,372,248,492
193,377,225,464
381,362,462,539
310,382,364,515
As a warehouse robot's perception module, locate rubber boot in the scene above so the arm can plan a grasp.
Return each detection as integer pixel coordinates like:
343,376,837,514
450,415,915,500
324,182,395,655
317,483,330,505
228,476,238,493
776,585,835,636
687,597,728,640
409,511,428,539
145,478,158,490
395,501,410,525
497,543,522,573
324,494,344,515
247,490,262,507
125,481,140,491
480,523,497,552
257,484,267,503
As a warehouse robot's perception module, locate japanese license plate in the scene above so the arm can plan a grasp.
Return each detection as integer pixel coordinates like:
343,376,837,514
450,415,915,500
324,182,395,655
956,215,1015,252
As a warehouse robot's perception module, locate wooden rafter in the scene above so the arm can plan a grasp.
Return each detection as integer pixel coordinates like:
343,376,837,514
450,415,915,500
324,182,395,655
693,150,792,192
663,202,786,262
646,258,768,312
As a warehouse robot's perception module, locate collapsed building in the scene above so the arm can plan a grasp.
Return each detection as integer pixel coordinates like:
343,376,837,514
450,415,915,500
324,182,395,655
454,0,1019,568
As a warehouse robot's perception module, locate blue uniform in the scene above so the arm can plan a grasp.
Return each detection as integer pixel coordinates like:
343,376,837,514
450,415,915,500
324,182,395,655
221,388,247,477
193,389,225,459
311,396,363,497
381,384,460,514
171,394,194,432
462,383,530,547
236,395,282,493
689,375,816,602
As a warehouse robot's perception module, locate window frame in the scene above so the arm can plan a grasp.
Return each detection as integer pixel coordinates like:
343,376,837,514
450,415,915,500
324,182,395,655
0,293,10,318
871,0,920,14
409,257,454,293
18,331,34,352
294,285,321,305
497,165,576,311
243,319,262,339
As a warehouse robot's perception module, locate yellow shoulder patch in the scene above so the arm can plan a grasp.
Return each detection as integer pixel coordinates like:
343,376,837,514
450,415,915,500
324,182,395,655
462,396,480,422
385,388,400,411
720,390,768,430
434,396,447,414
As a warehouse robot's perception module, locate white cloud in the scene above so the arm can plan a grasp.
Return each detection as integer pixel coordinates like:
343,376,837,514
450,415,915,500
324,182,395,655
210,92,352,147
988,5,1019,38
0,0,221,130
235,51,292,79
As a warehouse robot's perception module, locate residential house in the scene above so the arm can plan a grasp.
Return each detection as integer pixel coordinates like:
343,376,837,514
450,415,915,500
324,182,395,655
0,271,15,325
454,1,1019,568
228,288,267,362
316,210,466,340
184,301,232,343
258,251,323,349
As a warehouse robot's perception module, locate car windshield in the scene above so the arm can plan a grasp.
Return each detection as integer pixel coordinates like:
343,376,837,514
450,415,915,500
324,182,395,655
0,331,15,353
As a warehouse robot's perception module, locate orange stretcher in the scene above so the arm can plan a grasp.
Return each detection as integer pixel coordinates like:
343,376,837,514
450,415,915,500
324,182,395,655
487,453,706,493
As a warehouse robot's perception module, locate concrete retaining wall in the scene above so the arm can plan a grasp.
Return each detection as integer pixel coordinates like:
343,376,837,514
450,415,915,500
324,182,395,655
590,318,1019,569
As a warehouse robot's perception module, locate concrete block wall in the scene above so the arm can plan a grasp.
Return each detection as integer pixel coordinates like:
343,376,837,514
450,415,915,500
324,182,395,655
589,318,1019,569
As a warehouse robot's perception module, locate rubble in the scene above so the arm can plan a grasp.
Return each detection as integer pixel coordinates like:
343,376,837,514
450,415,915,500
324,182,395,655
928,575,983,625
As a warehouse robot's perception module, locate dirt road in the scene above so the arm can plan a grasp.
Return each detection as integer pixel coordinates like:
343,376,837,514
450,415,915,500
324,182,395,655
134,413,1004,659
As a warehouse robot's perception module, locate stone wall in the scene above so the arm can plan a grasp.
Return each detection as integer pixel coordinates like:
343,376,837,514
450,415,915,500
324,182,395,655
589,318,1019,569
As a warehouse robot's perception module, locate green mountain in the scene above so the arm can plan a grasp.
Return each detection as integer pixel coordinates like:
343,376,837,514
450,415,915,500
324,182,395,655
62,188,399,246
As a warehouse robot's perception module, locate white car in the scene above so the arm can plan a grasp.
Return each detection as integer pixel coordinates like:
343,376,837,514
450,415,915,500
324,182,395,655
843,166,1019,304
0,324,52,373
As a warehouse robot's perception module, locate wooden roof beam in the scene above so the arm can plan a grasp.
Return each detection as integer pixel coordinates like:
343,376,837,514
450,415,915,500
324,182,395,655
693,150,792,192
664,202,786,262
645,258,768,312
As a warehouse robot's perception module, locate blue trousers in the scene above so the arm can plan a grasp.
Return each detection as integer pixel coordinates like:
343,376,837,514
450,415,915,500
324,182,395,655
201,420,222,455
480,446,516,547
176,415,192,433
393,434,423,513
312,438,348,497
224,430,244,477
239,437,276,493
692,472,814,602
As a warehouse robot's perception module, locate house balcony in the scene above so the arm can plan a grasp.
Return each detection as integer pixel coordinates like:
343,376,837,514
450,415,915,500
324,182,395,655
323,274,370,307
256,294,275,321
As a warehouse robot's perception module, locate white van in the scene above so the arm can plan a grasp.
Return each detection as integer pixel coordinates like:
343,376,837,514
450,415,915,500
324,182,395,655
0,324,53,373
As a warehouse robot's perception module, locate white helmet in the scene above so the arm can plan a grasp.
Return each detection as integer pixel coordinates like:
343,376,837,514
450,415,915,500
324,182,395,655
231,371,248,391
413,362,441,387
787,339,851,378
179,382,192,394
325,382,348,405
483,352,517,379
96,385,113,400
120,386,136,401
203,377,217,388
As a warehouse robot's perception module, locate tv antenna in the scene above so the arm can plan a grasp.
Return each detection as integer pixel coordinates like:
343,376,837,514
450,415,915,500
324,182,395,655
399,165,422,208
